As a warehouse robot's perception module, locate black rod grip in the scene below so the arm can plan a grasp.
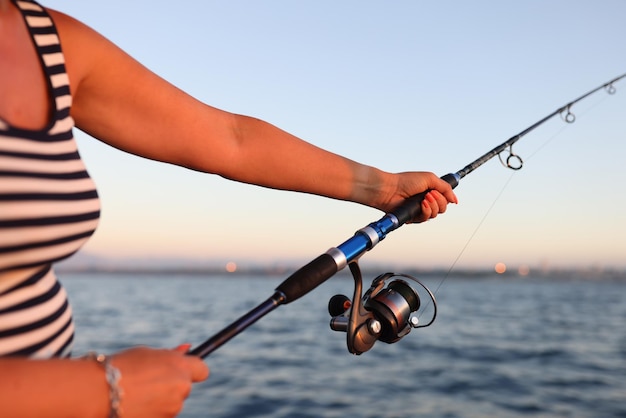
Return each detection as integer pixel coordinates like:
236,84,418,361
389,173,459,225
274,253,338,304
390,190,428,225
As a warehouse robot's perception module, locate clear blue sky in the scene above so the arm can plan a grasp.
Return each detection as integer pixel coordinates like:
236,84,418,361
50,0,626,271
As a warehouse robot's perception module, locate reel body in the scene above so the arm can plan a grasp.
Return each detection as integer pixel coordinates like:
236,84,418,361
329,262,437,355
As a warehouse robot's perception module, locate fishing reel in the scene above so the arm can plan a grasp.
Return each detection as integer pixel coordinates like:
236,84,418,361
328,262,437,355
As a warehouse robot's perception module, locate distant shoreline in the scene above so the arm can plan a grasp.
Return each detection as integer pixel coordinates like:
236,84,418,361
55,251,626,280
56,265,626,281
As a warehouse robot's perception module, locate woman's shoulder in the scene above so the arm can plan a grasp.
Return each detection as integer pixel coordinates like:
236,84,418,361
45,7,134,96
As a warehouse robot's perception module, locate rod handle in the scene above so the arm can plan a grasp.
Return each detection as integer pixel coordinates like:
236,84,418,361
390,173,460,225
274,253,338,304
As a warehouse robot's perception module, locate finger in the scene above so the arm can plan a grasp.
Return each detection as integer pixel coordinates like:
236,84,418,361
187,357,210,382
433,177,459,204
174,344,209,381
425,192,440,218
429,190,449,214
419,197,433,222
447,190,459,205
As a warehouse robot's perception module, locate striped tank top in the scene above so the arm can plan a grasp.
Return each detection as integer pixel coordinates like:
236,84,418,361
0,0,100,357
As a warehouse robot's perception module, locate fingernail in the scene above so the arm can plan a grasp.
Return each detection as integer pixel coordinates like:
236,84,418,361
175,343,192,352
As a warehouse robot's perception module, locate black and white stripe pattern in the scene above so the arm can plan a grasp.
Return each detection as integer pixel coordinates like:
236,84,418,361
0,266,75,357
0,0,100,357
0,0,100,272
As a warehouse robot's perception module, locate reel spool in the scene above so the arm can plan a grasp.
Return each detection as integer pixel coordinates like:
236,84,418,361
329,262,437,355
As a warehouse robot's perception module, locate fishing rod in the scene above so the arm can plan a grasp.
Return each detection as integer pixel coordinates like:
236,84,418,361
190,72,625,358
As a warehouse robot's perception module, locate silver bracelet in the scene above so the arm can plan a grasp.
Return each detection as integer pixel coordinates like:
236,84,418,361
85,352,123,418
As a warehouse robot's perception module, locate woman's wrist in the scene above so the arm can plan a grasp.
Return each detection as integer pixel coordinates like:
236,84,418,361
84,352,123,418
351,166,396,211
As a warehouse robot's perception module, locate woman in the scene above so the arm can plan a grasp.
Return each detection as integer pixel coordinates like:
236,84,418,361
0,0,457,416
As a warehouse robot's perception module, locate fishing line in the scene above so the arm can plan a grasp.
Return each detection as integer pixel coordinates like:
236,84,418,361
425,85,618,310
427,85,615,304
417,171,518,320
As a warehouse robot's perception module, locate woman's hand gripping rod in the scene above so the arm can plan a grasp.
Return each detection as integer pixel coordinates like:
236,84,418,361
189,173,460,358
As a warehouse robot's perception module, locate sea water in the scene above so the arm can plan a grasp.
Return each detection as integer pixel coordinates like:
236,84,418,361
62,273,626,418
